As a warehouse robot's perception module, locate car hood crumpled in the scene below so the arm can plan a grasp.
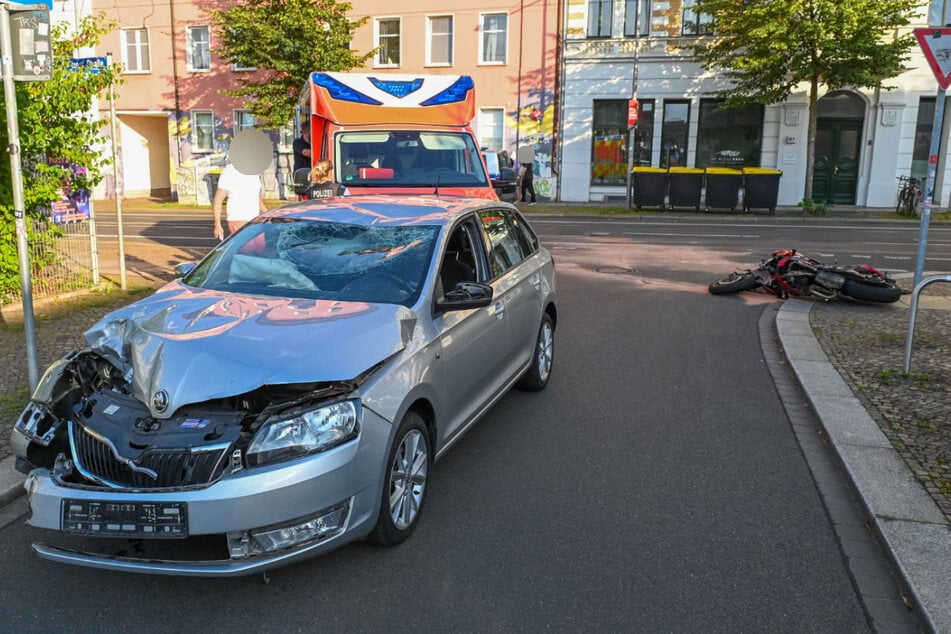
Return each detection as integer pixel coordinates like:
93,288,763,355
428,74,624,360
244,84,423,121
84,282,416,418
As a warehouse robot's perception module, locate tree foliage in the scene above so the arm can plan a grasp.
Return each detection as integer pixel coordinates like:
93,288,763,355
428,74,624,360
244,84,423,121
0,13,122,300
207,0,373,128
686,0,921,201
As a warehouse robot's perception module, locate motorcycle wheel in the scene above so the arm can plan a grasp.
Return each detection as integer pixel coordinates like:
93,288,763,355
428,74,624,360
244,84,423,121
841,278,902,303
709,271,760,295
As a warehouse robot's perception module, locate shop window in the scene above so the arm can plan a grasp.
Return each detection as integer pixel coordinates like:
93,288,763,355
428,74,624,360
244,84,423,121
624,0,650,37
587,0,613,38
660,101,690,168
480,13,508,64
695,99,763,168
187,26,211,71
590,99,655,183
912,97,950,183
376,18,401,67
428,15,453,66
122,28,150,73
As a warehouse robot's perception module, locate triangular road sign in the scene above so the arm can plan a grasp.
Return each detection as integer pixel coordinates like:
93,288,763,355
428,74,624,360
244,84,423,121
915,27,951,90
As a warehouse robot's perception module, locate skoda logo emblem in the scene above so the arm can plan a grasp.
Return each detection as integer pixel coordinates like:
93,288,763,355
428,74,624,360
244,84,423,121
152,390,170,414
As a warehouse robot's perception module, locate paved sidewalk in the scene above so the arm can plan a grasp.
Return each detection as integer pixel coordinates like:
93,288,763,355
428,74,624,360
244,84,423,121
778,295,951,632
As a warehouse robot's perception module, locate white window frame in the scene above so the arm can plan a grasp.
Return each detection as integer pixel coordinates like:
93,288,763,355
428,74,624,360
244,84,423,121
234,110,256,134
624,0,651,37
426,15,454,67
682,0,712,36
121,28,150,74
479,13,508,65
232,62,256,72
186,25,211,72
375,17,401,68
191,110,215,153
479,108,504,151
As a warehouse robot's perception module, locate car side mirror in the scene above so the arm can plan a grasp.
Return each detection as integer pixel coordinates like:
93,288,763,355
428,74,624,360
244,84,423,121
436,282,493,314
174,262,197,278
500,167,517,181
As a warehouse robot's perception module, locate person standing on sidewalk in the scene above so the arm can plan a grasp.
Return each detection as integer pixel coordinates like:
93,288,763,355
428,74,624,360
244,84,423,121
212,129,271,240
519,159,536,204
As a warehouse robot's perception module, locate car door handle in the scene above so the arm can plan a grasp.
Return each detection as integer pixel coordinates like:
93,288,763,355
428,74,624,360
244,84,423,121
531,273,541,288
494,300,505,319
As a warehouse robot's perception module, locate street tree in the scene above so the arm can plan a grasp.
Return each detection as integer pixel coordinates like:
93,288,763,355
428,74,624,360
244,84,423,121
207,0,373,128
0,13,122,302
686,0,921,203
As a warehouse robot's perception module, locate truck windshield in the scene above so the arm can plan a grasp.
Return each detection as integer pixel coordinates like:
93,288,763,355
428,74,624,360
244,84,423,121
337,131,490,190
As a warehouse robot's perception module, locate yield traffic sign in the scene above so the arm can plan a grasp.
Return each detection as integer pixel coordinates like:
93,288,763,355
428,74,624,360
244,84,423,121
915,27,951,90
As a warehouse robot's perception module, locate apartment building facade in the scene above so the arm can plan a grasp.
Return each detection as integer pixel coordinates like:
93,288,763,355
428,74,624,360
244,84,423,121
559,0,951,208
85,0,560,202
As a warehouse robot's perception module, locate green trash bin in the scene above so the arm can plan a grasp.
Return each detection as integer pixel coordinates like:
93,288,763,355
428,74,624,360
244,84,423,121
703,168,742,211
631,167,668,210
667,167,703,211
742,168,783,213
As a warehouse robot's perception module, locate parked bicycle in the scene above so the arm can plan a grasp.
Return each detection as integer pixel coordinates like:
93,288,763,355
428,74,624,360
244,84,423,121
896,175,922,217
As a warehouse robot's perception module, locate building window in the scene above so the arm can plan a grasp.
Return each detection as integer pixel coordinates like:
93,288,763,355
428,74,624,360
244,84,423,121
661,101,690,168
695,99,763,168
232,62,256,72
234,110,256,134
624,0,650,37
376,18,401,67
633,100,655,166
192,110,215,152
121,28,150,73
479,108,504,151
587,0,613,38
480,13,507,64
682,0,713,35
913,97,942,182
187,26,211,71
591,100,628,185
427,15,453,66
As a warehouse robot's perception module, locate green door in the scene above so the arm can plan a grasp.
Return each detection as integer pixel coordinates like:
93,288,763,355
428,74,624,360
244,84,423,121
812,119,862,204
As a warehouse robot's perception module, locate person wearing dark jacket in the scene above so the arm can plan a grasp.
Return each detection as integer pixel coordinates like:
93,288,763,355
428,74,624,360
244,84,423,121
305,159,347,199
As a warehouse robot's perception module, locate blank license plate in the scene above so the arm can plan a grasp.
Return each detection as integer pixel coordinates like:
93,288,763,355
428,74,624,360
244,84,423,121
62,500,188,538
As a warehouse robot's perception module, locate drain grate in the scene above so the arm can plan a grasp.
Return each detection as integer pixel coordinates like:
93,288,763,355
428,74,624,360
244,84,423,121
596,267,636,274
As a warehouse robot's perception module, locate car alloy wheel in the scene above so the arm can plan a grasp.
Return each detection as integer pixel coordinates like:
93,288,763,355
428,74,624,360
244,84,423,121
389,428,428,530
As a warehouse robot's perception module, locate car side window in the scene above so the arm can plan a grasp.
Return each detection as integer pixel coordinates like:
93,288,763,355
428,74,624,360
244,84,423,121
504,209,538,257
478,209,526,277
436,220,483,300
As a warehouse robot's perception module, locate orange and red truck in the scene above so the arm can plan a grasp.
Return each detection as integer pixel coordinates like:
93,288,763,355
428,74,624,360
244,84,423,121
296,72,497,199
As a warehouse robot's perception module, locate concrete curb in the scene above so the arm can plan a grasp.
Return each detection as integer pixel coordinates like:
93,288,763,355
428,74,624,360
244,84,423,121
776,299,951,632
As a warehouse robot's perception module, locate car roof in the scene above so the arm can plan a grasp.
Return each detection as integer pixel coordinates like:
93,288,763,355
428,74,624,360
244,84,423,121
262,195,506,228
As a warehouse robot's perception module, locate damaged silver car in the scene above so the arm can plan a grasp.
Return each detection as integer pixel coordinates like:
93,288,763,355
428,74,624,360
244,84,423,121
12,197,556,576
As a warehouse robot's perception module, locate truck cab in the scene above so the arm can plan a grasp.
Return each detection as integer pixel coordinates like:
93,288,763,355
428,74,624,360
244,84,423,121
299,73,497,199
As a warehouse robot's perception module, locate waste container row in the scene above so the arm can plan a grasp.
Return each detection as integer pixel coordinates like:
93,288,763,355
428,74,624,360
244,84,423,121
630,167,782,213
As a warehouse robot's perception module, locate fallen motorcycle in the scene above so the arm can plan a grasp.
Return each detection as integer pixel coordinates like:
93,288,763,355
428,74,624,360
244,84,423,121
709,249,902,303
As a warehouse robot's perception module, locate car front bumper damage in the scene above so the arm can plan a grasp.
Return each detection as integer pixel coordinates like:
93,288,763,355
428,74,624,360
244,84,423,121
20,407,392,577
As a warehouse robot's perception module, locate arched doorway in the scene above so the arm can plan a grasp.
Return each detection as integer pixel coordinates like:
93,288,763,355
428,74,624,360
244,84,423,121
812,91,865,204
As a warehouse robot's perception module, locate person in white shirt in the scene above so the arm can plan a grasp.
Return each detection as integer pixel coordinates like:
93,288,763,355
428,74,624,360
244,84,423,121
212,163,267,240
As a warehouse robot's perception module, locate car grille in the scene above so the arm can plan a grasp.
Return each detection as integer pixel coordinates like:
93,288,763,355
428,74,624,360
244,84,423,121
69,421,230,489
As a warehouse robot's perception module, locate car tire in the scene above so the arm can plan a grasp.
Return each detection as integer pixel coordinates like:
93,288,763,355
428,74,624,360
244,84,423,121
517,313,554,392
368,411,430,546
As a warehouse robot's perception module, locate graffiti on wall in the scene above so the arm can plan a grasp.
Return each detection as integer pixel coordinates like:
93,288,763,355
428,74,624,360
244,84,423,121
509,100,556,200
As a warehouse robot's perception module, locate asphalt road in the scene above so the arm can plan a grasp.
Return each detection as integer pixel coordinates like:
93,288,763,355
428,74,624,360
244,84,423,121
0,210,936,631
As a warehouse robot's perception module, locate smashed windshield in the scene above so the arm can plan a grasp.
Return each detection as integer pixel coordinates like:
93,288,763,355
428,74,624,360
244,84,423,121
336,131,490,189
185,219,439,306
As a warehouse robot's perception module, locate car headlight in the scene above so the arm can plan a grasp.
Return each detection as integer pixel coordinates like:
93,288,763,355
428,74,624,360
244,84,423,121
246,400,360,467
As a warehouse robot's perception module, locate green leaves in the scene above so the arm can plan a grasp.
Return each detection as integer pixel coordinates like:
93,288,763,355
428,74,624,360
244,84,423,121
207,0,373,127
0,12,120,300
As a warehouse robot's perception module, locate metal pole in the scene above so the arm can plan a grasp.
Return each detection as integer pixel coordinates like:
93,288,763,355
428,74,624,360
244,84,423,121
107,53,126,289
625,1,641,209
1,5,40,391
913,87,944,288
